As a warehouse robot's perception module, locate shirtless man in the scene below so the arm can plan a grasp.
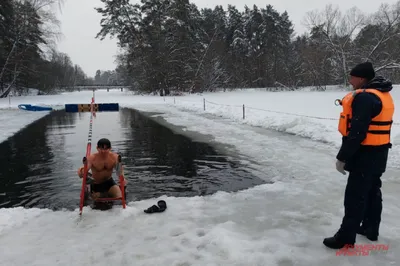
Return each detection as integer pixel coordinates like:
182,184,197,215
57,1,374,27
77,138,126,200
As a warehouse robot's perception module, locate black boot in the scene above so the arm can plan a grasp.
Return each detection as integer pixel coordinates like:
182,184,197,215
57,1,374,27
357,226,378,241
323,233,354,249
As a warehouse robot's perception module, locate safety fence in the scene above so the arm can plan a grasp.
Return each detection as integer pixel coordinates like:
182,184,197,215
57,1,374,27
163,96,400,125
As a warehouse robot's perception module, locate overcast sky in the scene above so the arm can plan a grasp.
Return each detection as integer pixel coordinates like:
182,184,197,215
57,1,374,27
56,0,398,78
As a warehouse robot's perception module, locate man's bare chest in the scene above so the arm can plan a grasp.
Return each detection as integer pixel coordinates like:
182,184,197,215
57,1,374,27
92,157,115,172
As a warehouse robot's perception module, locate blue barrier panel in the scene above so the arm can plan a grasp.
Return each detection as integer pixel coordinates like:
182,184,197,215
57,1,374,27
65,104,78,112
98,103,119,111
18,104,52,111
65,103,119,112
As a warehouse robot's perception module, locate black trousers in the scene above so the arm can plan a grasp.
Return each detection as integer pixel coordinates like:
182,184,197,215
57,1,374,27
338,171,383,243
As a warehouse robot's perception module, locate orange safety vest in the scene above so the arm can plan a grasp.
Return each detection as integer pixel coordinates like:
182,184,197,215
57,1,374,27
338,88,395,146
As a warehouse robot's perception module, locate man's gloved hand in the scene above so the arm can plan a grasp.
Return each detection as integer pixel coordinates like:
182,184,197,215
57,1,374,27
336,160,346,175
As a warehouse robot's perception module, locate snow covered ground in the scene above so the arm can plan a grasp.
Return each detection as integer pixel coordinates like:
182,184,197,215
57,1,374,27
0,109,50,144
0,88,399,266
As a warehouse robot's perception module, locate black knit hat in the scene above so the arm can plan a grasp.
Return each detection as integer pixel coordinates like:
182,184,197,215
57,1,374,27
349,62,375,80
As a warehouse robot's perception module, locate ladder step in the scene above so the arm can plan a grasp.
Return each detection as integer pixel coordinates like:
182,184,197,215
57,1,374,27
95,197,122,202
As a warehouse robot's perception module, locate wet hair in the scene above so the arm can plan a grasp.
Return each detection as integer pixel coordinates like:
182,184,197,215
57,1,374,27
97,138,111,149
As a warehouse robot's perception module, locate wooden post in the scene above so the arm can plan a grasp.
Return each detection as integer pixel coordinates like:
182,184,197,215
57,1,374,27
174,97,176,104
203,98,205,111
243,104,245,119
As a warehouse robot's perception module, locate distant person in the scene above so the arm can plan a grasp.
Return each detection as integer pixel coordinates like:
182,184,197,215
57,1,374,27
323,62,395,249
77,138,126,200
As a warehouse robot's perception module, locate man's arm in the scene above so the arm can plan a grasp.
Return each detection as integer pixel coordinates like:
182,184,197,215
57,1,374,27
77,155,93,178
336,93,379,162
115,164,124,176
113,153,126,186
113,153,124,175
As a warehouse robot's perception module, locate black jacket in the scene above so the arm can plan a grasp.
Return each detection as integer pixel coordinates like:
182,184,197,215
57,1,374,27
336,76,393,174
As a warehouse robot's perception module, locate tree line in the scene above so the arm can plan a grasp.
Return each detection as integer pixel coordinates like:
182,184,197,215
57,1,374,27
92,69,125,86
0,0,91,96
96,0,400,92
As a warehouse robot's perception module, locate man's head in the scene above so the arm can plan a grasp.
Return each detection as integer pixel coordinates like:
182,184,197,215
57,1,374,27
349,62,375,90
97,138,111,155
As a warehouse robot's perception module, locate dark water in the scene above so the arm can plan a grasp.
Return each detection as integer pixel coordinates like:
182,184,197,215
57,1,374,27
0,108,265,210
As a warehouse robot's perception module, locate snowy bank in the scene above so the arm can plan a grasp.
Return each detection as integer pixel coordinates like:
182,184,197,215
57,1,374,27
158,86,400,169
0,109,51,144
1,179,399,266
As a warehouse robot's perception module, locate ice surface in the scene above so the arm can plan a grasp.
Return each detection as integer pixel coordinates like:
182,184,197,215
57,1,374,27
0,87,399,266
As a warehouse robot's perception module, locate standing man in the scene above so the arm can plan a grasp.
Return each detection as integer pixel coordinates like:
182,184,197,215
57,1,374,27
323,62,395,249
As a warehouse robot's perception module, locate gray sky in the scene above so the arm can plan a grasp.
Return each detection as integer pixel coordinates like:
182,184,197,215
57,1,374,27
56,0,398,78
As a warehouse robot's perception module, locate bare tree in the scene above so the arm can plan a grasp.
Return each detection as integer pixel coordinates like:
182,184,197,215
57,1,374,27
0,0,62,87
304,4,365,87
365,2,400,71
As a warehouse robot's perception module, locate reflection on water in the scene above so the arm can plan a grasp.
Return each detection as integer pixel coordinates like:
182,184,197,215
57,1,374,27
0,108,265,210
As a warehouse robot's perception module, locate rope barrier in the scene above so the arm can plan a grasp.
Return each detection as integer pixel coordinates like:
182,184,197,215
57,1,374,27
169,96,400,124
205,99,242,108
79,92,95,215
244,106,337,120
